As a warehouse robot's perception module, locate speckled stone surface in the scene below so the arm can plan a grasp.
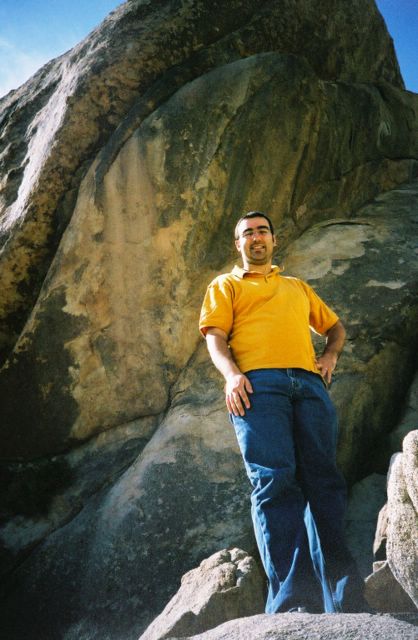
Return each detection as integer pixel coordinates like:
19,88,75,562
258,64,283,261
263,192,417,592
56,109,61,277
177,612,418,640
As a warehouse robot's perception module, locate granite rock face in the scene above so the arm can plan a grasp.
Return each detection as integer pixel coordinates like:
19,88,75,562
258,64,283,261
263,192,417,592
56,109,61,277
0,347,254,640
139,548,265,640
2,183,417,640
0,1,418,639
282,184,418,481
1,51,417,461
0,0,404,367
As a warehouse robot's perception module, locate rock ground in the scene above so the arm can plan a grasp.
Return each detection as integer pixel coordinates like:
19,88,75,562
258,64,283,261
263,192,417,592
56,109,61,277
168,613,418,640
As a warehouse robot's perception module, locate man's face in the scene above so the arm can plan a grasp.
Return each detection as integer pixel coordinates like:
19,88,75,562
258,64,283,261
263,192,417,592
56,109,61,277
235,216,276,267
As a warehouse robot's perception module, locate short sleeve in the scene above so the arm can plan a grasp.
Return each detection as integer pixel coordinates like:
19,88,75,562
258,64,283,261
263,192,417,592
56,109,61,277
302,282,339,335
199,278,234,338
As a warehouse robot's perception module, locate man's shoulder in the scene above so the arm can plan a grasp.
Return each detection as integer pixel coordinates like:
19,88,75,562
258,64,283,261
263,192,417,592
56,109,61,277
207,268,240,289
280,274,305,286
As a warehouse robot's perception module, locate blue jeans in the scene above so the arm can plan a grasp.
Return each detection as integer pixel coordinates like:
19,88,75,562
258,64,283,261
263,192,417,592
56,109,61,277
231,368,365,613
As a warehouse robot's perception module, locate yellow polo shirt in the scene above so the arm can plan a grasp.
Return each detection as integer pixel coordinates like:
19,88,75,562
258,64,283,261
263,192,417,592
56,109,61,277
199,265,339,375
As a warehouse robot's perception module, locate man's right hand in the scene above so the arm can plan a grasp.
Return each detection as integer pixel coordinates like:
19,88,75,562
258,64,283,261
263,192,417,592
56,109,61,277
225,373,253,416
204,328,253,416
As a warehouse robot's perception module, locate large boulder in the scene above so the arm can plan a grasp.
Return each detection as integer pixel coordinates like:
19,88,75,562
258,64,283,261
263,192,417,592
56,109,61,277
0,0,404,365
1,51,418,461
2,182,418,639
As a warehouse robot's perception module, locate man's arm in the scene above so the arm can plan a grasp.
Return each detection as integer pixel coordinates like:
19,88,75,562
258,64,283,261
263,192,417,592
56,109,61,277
316,320,346,384
205,327,253,416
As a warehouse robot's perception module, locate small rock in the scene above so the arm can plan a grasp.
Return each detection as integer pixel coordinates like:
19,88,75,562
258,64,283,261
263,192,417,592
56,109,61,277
365,560,416,612
139,548,265,640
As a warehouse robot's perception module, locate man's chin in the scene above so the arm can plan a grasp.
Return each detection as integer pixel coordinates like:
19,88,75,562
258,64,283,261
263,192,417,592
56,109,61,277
249,248,272,260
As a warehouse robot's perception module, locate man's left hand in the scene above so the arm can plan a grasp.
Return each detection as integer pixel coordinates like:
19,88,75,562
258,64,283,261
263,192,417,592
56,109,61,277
317,320,346,385
316,351,338,385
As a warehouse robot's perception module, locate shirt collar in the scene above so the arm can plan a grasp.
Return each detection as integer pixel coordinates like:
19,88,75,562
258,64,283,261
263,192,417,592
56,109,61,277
232,264,282,279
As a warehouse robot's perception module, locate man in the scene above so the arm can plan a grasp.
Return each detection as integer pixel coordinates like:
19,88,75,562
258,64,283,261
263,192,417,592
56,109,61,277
199,211,367,614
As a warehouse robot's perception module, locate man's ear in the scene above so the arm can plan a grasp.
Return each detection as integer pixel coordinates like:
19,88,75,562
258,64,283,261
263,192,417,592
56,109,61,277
235,238,241,252
273,234,277,246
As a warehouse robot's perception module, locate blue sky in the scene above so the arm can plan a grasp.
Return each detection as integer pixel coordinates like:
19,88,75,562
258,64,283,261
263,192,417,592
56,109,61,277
0,0,417,99
376,0,418,92
0,1,122,98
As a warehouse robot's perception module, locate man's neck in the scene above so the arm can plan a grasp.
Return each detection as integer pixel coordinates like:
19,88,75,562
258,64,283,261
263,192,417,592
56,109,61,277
242,261,273,275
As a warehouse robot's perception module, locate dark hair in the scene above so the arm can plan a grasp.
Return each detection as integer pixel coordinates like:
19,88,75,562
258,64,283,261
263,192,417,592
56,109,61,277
234,211,275,239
